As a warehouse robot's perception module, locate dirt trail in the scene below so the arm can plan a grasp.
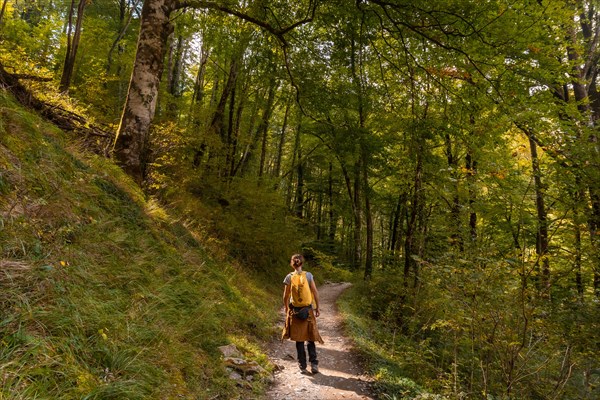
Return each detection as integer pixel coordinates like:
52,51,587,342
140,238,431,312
266,282,374,400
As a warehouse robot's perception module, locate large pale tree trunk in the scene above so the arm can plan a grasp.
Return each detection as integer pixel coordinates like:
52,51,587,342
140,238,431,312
113,0,174,183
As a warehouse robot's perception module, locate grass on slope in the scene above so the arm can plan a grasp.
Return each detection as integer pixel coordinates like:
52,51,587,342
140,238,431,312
0,91,296,399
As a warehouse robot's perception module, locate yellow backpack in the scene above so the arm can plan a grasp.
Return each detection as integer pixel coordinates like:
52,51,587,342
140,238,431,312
290,271,312,307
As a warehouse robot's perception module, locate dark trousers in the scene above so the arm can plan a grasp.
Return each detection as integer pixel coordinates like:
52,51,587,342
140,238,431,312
296,341,317,369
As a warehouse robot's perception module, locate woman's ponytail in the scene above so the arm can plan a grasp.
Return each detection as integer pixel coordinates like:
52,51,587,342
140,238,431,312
290,254,304,268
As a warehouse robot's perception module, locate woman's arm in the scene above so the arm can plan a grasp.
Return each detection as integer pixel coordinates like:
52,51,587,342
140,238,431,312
283,284,291,313
309,280,320,317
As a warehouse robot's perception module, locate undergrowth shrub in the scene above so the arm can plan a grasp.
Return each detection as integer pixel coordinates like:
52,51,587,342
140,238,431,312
340,246,600,400
338,271,448,399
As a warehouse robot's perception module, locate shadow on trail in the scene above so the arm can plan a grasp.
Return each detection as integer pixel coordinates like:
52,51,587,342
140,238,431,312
315,347,364,375
308,372,370,396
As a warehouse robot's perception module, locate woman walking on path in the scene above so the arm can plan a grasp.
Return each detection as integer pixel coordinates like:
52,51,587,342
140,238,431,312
281,254,324,374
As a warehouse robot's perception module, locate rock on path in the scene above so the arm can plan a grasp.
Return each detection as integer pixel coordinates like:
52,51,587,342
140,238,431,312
266,282,374,400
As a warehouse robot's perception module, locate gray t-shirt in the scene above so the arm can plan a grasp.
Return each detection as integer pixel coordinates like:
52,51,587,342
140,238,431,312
283,271,314,286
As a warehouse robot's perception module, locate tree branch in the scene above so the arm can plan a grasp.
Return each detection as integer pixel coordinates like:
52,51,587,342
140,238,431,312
174,0,317,44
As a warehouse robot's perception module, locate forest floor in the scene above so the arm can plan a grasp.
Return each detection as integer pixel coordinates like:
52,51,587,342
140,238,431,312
266,282,374,400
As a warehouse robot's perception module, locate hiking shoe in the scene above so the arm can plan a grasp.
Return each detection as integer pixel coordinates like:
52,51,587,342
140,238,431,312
311,363,319,374
300,367,309,374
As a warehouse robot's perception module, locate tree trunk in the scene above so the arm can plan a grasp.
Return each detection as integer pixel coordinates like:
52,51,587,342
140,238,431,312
209,73,219,108
294,140,304,219
567,19,600,297
590,189,600,297
445,132,463,250
316,178,324,240
188,46,211,167
341,162,362,269
328,162,337,251
349,24,367,272
258,77,278,178
353,163,362,270
227,82,249,177
168,34,185,97
390,193,405,257
274,96,291,178
232,88,264,177
529,136,550,294
404,146,423,286
0,0,9,29
191,45,210,106
113,0,174,184
414,202,432,289
362,147,373,280
223,78,237,176
59,0,87,93
466,149,477,241
209,56,240,144
341,217,349,259
285,115,302,210
587,82,600,298
573,192,583,298
60,0,76,90
163,33,185,120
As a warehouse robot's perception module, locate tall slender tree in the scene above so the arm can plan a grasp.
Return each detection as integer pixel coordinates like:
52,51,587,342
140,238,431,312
59,0,87,93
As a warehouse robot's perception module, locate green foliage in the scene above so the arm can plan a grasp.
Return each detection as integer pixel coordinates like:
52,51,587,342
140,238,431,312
341,249,600,399
301,246,354,283
4,1,600,399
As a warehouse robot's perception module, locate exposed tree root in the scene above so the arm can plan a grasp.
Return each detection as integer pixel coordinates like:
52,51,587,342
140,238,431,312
0,63,113,155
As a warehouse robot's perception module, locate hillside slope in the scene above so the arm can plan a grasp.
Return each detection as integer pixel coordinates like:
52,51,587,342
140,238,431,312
0,90,296,399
